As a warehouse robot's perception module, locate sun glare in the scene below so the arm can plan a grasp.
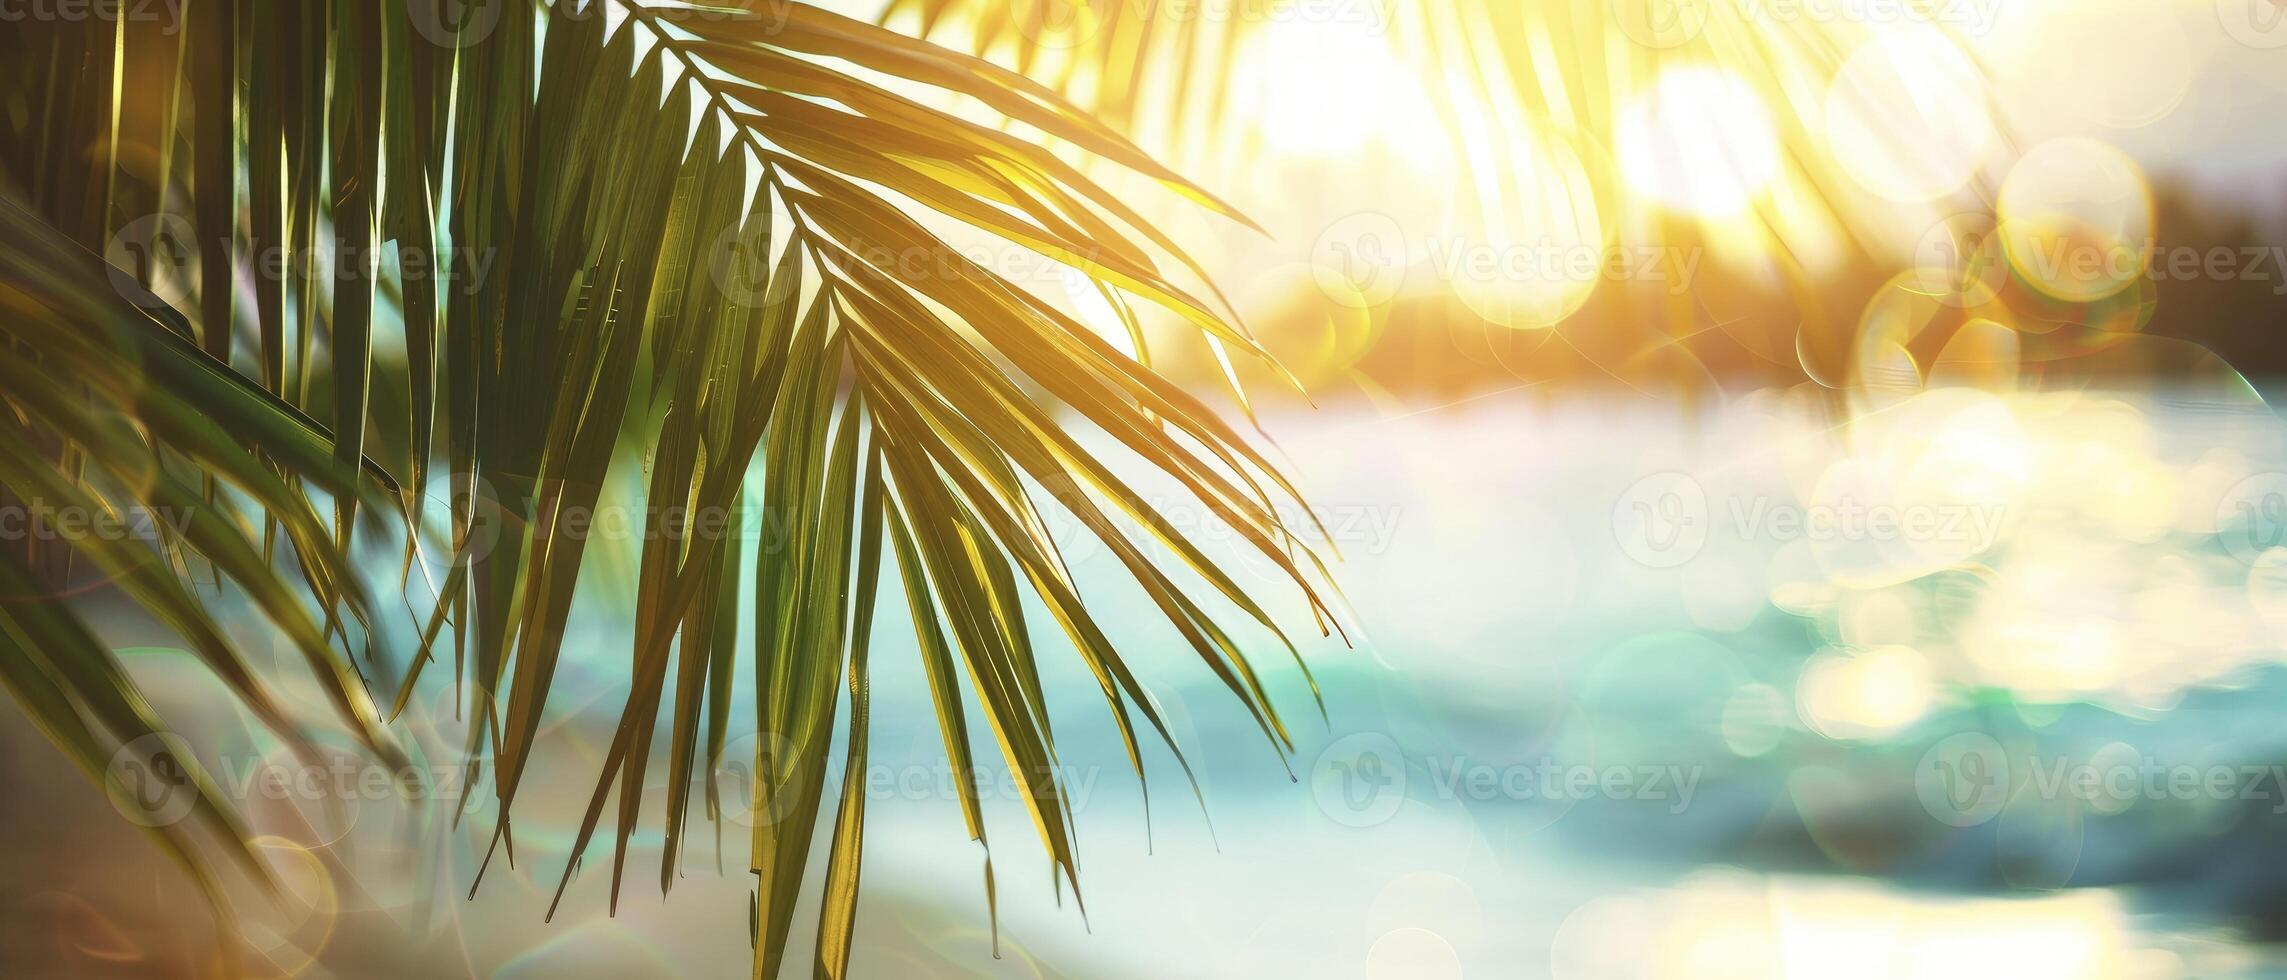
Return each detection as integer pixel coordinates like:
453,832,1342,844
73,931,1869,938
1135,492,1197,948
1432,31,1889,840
1241,16,1419,157
1823,30,1997,203
1618,68,1783,217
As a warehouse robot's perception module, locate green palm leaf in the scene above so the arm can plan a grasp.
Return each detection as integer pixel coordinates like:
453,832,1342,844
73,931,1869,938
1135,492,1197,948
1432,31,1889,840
0,0,1334,974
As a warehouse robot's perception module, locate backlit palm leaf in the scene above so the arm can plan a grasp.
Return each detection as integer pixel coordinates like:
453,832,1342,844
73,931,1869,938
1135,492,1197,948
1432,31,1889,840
0,0,1333,974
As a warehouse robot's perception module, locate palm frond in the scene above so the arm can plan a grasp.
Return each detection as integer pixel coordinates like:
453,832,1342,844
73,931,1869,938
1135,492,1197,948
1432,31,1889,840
0,0,1333,973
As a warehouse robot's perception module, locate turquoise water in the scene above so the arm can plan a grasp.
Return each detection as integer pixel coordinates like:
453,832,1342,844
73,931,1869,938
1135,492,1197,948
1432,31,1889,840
19,386,2287,976
476,387,2287,976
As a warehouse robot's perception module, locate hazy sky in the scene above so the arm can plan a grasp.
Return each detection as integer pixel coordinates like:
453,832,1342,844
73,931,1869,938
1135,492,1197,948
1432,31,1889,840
1974,0,2287,206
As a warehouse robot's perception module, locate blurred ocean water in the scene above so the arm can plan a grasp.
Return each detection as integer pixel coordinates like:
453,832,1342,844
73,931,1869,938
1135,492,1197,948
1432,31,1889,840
17,385,2287,976
816,384,2287,978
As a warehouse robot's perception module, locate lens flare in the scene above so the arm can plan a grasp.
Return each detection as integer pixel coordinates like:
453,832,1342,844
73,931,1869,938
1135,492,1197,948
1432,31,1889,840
1999,137,2155,303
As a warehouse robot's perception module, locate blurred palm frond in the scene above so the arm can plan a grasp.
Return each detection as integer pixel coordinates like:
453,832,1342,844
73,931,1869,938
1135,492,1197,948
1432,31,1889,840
0,0,1334,974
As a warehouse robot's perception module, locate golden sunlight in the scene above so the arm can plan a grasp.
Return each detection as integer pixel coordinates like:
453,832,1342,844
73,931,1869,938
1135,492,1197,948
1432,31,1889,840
1236,14,1426,157
1618,67,1784,218
22,0,2287,976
